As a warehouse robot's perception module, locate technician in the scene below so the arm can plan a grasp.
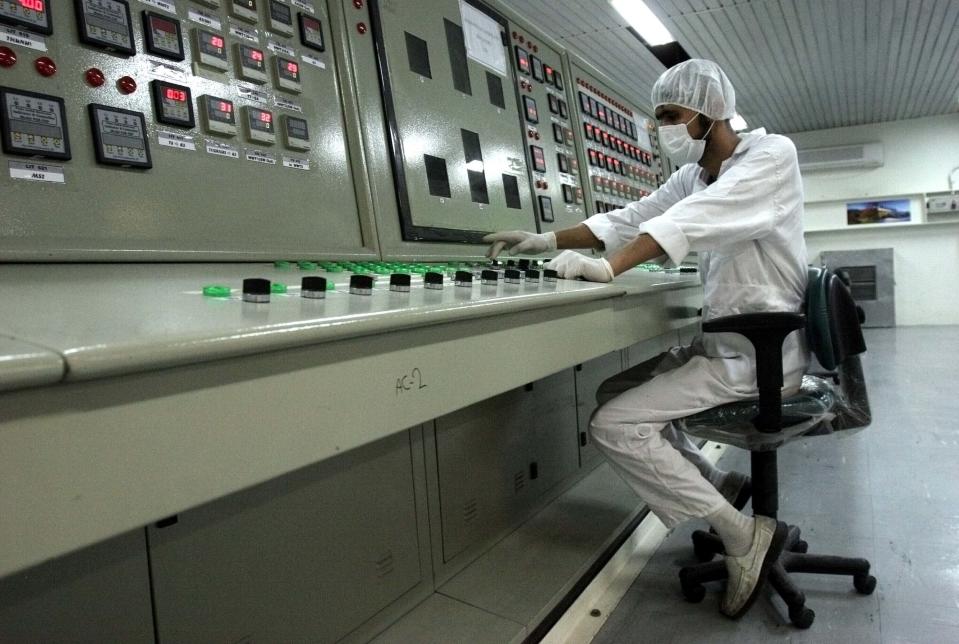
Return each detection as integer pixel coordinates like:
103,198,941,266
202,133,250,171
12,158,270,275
484,59,808,618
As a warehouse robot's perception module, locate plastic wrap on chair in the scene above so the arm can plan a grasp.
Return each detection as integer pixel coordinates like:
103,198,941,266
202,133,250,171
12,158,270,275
677,356,871,451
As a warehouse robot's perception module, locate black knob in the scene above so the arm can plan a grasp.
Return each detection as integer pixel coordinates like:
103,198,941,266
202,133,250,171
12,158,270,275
454,270,473,284
525,269,540,280
506,259,516,267
301,276,327,299
349,274,374,294
481,269,499,282
390,273,411,287
504,269,521,282
424,271,444,288
243,278,271,302
544,269,558,280
517,259,531,269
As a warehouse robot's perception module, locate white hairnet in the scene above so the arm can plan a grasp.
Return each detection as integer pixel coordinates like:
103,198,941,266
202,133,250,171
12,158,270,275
651,59,736,121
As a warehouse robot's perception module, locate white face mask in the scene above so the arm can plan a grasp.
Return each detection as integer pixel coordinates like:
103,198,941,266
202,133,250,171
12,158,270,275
659,114,714,166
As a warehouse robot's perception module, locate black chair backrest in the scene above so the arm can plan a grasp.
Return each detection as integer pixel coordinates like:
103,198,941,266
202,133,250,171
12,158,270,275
805,267,867,370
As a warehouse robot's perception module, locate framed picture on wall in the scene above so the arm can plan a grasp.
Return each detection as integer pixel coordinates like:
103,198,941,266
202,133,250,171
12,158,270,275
846,199,912,225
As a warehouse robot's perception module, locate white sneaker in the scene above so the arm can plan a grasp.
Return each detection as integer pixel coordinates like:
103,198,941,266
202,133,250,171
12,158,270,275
720,515,788,618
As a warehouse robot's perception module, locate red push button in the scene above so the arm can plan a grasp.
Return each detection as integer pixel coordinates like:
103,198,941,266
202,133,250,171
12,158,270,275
0,46,16,68
117,75,138,94
85,67,105,87
34,56,56,77
356,22,367,34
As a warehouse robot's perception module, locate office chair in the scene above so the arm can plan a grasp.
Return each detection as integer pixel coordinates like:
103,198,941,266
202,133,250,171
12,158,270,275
675,267,875,628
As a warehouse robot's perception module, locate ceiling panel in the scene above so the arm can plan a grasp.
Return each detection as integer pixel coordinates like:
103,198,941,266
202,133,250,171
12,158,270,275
508,0,959,133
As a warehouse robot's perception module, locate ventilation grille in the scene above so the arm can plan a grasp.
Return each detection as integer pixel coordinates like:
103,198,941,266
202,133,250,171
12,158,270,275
462,498,478,524
797,143,883,171
374,550,395,579
514,471,526,493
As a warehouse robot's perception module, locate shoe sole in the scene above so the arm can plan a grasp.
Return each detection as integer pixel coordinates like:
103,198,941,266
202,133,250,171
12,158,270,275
725,520,788,620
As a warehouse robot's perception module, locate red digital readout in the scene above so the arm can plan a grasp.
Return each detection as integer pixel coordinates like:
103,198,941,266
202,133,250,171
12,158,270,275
258,111,272,124
250,49,264,62
19,0,44,11
218,101,232,113
285,61,298,74
210,35,224,48
164,87,187,102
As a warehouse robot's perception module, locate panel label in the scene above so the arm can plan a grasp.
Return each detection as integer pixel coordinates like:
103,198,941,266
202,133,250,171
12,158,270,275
291,0,315,14
274,97,303,113
206,141,239,159
246,150,276,165
141,0,176,14
8,161,64,183
282,156,309,171
267,41,296,57
237,86,269,104
230,25,259,42
459,0,506,76
300,53,325,69
0,25,47,52
150,60,188,83
188,9,222,31
157,130,197,151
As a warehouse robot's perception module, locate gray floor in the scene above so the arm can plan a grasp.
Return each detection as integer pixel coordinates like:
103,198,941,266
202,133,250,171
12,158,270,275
592,326,959,644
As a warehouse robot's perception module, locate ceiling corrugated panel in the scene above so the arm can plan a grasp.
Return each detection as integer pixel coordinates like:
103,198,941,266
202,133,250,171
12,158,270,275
507,0,959,133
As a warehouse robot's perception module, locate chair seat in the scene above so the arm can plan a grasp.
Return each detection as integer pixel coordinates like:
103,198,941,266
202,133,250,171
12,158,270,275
678,375,838,451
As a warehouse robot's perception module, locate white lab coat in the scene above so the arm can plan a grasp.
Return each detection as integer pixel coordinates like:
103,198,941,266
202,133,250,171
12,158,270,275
583,129,811,527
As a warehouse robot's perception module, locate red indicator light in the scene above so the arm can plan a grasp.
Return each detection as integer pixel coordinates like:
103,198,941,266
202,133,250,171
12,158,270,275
34,56,56,77
250,49,263,62
118,75,137,94
286,61,298,74
0,46,16,68
85,67,105,87
210,35,224,48
218,101,232,113
164,87,187,102
259,111,272,123
19,0,44,11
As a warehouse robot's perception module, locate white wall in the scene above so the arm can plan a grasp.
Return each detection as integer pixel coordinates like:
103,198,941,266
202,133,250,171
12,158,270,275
786,113,959,326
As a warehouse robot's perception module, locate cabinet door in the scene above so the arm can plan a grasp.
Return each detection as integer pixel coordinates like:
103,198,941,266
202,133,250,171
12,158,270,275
149,430,422,643
527,369,580,493
574,351,626,468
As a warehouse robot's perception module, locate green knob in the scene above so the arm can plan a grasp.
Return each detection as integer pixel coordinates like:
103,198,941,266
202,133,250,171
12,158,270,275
202,285,231,298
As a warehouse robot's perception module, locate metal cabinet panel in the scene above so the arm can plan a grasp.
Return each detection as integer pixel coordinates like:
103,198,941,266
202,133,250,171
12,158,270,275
526,370,580,497
574,350,626,469
0,531,153,643
625,330,674,368
148,430,423,643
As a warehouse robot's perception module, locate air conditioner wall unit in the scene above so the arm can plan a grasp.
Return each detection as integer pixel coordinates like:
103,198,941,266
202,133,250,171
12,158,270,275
797,143,884,172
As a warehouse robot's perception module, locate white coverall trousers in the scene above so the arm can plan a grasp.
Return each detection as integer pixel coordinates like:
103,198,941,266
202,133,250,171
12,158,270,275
589,343,757,528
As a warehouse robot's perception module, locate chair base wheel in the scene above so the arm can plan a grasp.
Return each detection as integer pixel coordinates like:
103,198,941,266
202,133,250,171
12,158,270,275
681,582,706,603
854,573,877,595
789,605,815,629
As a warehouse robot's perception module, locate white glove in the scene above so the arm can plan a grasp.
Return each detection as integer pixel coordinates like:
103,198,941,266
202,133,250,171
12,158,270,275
545,250,615,283
483,230,557,259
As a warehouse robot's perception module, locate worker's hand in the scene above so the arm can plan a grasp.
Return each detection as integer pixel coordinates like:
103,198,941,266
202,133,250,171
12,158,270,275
483,230,557,259
545,251,615,283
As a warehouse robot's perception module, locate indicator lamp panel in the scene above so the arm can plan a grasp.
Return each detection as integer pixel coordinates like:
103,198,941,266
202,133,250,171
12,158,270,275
88,103,151,168
530,55,543,82
273,56,301,93
282,114,309,150
230,0,258,23
0,87,70,160
0,0,53,35
244,106,274,144
75,0,135,56
298,13,324,52
193,28,229,70
268,0,294,36
150,80,194,128
142,11,184,61
201,95,236,136
522,95,538,124
529,145,546,173
514,46,529,75
235,43,267,83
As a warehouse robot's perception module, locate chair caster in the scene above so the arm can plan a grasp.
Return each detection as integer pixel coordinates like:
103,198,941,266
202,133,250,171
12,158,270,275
691,531,717,562
681,582,706,603
789,605,815,629
854,573,877,595
792,539,809,554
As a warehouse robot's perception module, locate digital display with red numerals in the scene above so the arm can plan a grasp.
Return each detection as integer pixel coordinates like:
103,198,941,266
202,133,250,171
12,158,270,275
1,0,51,33
276,56,300,85
203,95,235,127
259,111,272,123
251,49,263,61
248,107,274,133
151,80,194,128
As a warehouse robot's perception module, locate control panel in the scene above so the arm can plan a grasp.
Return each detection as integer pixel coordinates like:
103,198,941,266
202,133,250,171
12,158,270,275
568,58,664,216
507,24,585,232
0,0,374,260
365,0,538,245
